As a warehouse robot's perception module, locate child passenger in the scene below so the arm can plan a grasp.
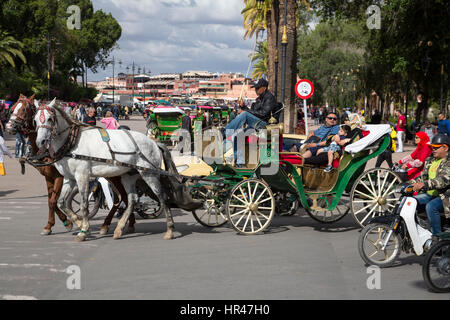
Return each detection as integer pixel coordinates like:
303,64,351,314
317,125,352,173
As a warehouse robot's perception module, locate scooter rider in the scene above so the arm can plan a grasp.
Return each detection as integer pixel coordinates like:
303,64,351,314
411,134,450,235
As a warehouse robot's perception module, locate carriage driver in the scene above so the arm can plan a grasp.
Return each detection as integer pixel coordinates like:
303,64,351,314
223,78,278,167
411,134,450,235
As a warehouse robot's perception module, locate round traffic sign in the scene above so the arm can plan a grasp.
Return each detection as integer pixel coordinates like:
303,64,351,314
295,79,314,100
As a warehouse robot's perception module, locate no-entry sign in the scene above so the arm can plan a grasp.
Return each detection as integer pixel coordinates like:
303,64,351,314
295,79,314,100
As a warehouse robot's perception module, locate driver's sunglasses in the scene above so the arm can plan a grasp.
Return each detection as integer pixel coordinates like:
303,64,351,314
431,144,445,150
327,117,337,121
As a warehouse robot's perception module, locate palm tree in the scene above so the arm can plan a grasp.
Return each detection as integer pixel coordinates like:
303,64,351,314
0,32,26,68
242,0,308,133
251,40,269,78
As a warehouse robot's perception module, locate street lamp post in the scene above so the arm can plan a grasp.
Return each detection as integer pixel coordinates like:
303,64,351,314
280,0,288,106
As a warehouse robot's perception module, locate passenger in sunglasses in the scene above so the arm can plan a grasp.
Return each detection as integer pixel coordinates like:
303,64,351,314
298,113,340,157
411,134,450,235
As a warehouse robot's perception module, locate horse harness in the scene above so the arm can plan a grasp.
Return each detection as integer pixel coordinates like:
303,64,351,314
32,105,220,184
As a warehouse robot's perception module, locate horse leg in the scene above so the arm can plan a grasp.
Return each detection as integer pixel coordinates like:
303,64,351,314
113,175,137,240
111,176,134,234
59,179,83,229
53,175,73,232
72,175,91,242
138,172,174,240
41,178,56,236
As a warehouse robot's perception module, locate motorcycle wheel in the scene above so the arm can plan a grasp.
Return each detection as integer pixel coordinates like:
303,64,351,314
358,223,402,268
422,240,450,293
67,187,101,219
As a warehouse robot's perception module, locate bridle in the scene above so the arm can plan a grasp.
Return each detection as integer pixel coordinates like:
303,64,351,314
10,96,36,135
35,103,80,161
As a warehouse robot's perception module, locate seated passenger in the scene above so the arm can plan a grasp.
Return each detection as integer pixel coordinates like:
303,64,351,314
398,131,432,180
317,125,352,173
299,113,340,157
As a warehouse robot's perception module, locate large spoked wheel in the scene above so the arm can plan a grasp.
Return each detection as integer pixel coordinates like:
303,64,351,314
305,195,350,223
422,240,450,293
192,188,228,228
226,179,275,235
350,168,402,227
67,187,101,219
358,223,401,268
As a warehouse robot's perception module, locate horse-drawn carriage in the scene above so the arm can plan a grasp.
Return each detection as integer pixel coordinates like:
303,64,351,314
185,120,402,235
146,106,184,144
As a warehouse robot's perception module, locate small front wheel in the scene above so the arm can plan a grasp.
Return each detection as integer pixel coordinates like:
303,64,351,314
67,187,101,219
422,240,450,293
226,179,275,235
358,223,402,268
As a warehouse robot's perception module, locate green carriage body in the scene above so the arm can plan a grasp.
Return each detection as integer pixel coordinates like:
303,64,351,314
150,107,184,143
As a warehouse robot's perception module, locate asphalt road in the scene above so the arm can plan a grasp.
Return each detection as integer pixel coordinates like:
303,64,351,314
0,115,448,300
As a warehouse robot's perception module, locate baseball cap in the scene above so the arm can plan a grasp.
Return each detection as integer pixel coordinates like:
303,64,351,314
251,78,269,89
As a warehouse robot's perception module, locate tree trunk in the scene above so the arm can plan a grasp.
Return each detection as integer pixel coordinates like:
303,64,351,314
267,0,279,97
279,0,298,134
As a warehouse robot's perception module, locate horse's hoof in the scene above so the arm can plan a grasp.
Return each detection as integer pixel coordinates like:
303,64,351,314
127,226,135,234
99,226,109,235
40,229,52,236
163,232,174,240
75,232,87,242
113,229,122,240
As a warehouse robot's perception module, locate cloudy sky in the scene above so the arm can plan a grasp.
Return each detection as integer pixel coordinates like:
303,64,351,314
89,0,256,81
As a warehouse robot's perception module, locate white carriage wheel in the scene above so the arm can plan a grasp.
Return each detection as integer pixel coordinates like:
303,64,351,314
350,168,402,228
226,179,275,235
192,189,228,228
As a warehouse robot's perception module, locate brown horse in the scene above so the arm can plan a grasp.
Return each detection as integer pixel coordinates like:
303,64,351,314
6,95,135,236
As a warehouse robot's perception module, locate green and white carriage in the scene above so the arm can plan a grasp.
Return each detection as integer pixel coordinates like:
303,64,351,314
187,122,402,235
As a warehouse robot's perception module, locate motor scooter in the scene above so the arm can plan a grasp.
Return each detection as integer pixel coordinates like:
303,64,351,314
358,184,434,268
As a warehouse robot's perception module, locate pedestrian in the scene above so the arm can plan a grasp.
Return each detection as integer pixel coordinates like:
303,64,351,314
100,111,119,130
0,135,13,176
395,109,406,152
437,113,450,136
14,131,26,158
420,120,437,141
84,107,97,126
375,126,397,169
0,103,8,137
79,104,86,123
96,105,102,120
112,105,120,121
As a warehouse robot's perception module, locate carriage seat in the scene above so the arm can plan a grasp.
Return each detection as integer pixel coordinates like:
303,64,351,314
280,128,370,169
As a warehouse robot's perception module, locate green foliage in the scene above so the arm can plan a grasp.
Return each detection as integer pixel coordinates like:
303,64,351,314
0,0,120,100
297,19,366,108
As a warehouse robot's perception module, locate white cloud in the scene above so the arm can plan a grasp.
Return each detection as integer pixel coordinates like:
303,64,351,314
89,0,257,80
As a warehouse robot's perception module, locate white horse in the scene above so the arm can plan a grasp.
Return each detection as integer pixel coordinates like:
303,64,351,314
34,99,175,242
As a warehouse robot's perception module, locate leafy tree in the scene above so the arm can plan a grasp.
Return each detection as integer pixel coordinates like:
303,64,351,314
0,32,27,68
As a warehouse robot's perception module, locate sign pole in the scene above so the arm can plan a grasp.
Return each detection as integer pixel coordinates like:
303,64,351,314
295,79,314,137
303,99,309,136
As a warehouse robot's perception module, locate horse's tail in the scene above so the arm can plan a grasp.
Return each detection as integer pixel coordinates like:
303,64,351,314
156,143,203,211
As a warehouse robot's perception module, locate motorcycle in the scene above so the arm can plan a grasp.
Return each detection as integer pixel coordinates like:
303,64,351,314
358,184,434,268
68,177,162,220
422,232,450,293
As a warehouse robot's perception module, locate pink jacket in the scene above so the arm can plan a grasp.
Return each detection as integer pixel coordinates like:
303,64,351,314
100,117,119,130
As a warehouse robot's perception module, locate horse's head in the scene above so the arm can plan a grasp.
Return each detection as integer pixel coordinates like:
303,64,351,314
34,98,57,150
6,94,36,135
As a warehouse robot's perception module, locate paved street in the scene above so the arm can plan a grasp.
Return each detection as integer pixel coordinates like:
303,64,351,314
0,116,448,300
